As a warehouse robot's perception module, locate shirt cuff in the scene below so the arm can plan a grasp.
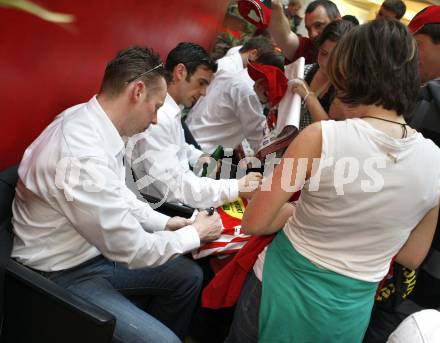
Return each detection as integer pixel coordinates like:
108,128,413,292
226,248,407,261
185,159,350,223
228,179,240,202
149,211,171,232
174,225,201,252
188,148,204,167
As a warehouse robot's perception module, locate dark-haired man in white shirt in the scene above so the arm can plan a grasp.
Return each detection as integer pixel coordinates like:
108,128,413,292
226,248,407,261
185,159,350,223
129,42,262,209
12,46,223,343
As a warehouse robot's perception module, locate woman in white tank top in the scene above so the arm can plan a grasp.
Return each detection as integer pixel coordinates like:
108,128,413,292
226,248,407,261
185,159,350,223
226,19,440,343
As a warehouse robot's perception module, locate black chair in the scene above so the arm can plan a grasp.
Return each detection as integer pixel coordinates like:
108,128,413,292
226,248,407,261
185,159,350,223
129,168,195,219
0,165,116,343
140,193,195,219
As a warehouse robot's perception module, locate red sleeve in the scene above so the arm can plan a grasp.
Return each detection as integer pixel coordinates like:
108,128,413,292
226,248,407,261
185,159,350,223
284,36,317,65
201,235,275,309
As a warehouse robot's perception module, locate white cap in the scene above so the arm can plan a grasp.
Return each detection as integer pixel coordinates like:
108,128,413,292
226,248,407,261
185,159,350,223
387,309,440,343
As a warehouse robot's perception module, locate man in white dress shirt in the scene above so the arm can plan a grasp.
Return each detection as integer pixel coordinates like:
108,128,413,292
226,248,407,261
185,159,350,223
12,46,223,343
186,37,279,155
129,43,262,209
216,36,274,74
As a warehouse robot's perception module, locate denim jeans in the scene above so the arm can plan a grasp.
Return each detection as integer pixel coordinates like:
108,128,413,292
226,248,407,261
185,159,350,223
225,271,261,343
42,255,202,343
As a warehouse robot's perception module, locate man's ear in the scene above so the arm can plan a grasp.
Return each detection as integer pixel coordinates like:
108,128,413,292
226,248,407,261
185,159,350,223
130,80,146,102
248,49,259,62
264,89,269,98
172,63,187,82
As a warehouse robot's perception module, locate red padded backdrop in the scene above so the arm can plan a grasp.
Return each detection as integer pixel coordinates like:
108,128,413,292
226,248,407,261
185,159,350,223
0,0,229,169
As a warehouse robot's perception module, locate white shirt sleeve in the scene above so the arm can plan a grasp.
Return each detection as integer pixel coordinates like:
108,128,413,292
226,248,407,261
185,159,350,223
133,130,239,209
120,185,170,232
53,157,200,269
186,143,204,167
234,90,266,153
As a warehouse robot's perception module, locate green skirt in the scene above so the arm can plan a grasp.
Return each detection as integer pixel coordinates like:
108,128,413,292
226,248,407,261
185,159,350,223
260,231,378,343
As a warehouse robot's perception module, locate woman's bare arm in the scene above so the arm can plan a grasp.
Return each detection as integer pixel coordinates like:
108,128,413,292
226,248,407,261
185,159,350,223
395,201,439,270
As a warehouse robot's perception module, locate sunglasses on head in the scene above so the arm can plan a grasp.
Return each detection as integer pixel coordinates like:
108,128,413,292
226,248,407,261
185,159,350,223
126,63,164,83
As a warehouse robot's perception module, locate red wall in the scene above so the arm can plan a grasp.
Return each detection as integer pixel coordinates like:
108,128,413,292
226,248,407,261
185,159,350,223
0,0,229,170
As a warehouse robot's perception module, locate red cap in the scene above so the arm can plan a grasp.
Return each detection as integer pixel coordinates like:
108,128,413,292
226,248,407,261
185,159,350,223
408,5,440,33
248,63,288,107
237,0,272,29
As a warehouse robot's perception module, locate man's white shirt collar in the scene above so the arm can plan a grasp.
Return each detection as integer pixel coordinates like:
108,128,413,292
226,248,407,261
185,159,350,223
164,93,182,120
87,95,124,157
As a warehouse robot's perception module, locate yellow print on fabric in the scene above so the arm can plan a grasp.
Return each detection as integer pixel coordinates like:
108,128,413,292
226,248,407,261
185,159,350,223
376,269,417,301
221,198,246,219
